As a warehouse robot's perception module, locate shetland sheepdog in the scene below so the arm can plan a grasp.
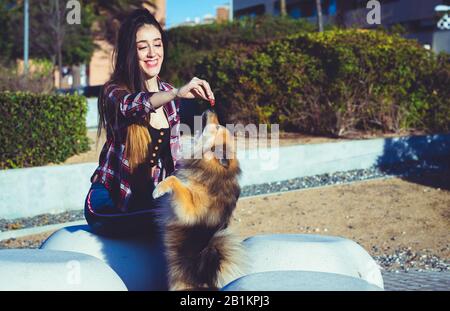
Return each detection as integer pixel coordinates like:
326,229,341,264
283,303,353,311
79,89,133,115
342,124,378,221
152,109,245,291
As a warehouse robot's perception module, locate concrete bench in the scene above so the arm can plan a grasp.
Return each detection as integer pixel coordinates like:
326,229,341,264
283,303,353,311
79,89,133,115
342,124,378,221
0,249,127,291
39,226,383,290
243,234,383,289
40,225,168,291
221,270,382,291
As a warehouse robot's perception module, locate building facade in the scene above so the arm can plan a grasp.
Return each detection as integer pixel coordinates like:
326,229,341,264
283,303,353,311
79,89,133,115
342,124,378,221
233,0,450,53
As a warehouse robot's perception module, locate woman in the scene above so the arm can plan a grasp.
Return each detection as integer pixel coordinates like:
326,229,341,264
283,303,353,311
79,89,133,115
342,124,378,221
84,9,215,237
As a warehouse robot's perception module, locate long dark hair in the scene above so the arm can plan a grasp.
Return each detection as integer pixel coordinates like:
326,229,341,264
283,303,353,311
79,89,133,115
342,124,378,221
97,9,168,172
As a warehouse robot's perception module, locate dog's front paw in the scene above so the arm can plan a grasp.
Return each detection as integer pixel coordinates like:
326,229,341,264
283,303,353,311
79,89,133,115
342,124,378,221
152,183,172,199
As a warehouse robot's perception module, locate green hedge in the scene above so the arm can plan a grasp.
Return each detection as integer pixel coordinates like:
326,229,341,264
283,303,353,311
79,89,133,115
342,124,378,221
0,92,89,169
196,29,450,136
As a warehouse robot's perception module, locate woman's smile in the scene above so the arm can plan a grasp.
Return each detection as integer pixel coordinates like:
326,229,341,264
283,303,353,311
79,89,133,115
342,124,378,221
144,58,159,68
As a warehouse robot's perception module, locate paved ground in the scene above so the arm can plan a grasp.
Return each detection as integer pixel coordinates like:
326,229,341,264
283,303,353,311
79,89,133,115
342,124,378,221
382,271,450,291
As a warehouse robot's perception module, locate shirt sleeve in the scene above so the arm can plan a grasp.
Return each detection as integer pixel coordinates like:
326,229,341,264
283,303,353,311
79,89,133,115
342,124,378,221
106,84,156,119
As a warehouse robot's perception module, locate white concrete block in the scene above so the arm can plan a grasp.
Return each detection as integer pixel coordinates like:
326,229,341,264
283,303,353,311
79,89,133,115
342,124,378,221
221,271,383,291
40,228,383,291
0,249,127,291
40,225,168,291
243,234,384,289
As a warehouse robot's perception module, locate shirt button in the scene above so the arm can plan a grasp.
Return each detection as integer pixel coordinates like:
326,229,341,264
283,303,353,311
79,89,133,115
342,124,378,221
155,146,159,150
152,153,156,157
158,139,162,143
150,159,154,164
160,131,164,136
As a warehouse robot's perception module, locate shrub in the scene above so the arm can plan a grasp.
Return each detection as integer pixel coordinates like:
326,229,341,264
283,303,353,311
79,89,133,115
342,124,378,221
0,92,89,169
196,29,450,136
163,15,316,87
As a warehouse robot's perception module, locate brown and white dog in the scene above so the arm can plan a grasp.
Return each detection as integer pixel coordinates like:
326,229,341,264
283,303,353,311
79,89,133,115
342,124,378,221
152,109,245,291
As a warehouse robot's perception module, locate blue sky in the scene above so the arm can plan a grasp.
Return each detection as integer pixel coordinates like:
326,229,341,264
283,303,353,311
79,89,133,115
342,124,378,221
166,0,231,28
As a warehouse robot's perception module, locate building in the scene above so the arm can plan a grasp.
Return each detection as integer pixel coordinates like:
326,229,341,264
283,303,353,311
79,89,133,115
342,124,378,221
169,5,230,28
216,5,231,23
233,0,450,53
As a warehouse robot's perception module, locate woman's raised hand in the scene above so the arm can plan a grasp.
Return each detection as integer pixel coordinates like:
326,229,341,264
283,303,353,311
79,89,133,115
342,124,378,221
175,77,215,102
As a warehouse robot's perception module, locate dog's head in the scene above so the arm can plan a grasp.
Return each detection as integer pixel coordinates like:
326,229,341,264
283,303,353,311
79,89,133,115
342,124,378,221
193,109,240,175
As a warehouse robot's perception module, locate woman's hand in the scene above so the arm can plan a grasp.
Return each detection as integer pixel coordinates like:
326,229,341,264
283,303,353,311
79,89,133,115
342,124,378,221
175,77,215,102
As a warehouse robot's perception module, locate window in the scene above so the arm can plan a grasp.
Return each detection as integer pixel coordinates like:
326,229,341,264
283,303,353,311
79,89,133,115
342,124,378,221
235,4,266,19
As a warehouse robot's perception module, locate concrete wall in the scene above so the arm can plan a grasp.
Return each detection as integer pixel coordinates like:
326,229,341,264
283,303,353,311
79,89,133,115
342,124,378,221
237,133,450,186
1,134,449,220
0,163,96,219
86,98,98,129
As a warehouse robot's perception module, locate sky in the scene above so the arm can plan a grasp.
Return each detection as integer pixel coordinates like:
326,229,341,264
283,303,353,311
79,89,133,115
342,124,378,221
166,0,231,28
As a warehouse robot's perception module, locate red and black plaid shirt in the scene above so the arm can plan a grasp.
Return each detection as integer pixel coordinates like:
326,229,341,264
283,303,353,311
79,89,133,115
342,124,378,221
90,78,181,212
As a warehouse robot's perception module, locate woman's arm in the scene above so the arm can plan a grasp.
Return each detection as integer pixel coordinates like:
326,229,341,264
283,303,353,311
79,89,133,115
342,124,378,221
106,85,177,119
106,77,214,119
149,88,178,109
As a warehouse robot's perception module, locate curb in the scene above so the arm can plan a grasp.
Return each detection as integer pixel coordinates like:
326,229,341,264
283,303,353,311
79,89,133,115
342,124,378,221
0,220,87,241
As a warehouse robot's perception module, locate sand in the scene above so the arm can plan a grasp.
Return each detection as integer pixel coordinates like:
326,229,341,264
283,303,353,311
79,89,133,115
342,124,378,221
230,177,450,259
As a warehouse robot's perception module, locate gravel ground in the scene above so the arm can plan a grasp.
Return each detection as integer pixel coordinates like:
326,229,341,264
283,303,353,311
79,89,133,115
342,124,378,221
374,248,450,272
0,210,84,232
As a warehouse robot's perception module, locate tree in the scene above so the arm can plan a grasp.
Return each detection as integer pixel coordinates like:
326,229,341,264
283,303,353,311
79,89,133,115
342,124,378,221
82,0,156,45
6,1,96,69
0,1,18,65
1,0,156,84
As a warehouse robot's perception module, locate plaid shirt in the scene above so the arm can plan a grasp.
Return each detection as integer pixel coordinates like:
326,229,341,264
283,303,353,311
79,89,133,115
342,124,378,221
90,78,181,212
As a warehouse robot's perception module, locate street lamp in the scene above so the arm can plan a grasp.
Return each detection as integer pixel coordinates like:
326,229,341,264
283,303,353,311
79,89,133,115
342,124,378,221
24,0,29,75
229,0,233,22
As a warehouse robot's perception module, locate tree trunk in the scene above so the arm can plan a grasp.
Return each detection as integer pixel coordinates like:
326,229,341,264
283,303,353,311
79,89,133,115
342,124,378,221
55,0,63,88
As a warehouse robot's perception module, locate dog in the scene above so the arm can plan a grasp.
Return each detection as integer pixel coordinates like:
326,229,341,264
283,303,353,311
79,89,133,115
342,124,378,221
152,109,245,291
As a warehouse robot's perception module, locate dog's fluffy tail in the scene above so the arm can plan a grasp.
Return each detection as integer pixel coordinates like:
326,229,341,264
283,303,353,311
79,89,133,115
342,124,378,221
166,224,247,290
207,228,247,289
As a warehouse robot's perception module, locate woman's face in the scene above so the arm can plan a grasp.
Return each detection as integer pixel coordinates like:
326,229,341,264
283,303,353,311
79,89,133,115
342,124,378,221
136,24,164,79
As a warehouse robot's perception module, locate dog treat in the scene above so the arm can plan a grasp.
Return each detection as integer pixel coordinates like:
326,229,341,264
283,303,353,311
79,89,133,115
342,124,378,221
209,98,215,107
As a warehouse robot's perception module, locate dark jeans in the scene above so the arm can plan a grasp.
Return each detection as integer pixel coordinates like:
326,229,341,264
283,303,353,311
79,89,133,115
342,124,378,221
84,182,159,238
